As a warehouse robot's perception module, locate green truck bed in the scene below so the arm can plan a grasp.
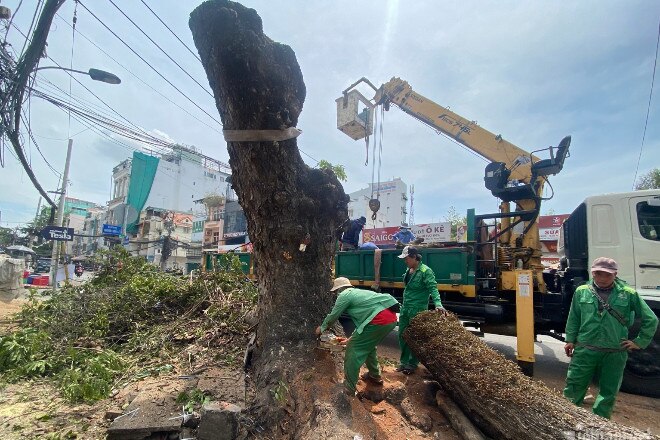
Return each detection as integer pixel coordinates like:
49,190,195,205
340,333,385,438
335,247,476,295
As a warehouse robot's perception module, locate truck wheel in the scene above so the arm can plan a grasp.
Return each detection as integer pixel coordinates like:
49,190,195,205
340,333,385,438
620,323,660,398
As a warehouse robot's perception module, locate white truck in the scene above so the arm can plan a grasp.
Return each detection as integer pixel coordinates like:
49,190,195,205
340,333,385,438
558,189,660,396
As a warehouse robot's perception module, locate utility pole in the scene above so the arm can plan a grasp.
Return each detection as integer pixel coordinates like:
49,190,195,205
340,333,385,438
32,196,42,245
50,139,73,290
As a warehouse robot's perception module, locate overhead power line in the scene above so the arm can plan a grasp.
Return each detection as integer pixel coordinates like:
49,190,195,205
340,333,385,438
54,13,222,135
10,22,156,142
20,113,62,176
0,0,65,210
632,16,660,189
138,0,202,64
76,0,223,126
106,0,213,99
18,0,44,57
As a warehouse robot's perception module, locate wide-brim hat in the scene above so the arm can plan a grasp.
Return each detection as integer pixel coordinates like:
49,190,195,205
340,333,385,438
330,277,353,291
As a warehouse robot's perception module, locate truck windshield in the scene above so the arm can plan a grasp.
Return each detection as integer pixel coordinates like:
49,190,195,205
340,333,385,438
637,201,660,241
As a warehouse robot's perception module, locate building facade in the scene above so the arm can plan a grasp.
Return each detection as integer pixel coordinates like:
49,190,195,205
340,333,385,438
106,146,230,236
131,208,193,270
62,197,102,256
81,206,107,255
347,178,409,229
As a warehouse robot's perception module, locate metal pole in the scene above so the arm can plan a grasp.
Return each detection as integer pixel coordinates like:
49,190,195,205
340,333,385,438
50,139,73,290
33,196,42,245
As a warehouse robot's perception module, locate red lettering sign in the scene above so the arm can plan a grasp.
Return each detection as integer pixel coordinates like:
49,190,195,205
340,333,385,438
363,227,399,245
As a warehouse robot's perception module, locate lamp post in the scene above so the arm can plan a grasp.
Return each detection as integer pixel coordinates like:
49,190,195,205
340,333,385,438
35,66,121,84
47,66,121,290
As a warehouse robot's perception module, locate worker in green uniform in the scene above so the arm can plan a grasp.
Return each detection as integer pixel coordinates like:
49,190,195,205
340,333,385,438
563,257,658,419
397,246,448,375
316,277,400,396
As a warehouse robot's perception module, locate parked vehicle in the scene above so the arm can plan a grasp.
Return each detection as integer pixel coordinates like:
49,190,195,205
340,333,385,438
34,257,52,274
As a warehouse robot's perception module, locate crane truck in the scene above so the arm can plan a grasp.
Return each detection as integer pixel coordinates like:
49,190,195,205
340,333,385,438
333,77,660,397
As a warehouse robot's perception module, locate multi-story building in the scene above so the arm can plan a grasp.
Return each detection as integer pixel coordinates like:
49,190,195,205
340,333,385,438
62,197,102,256
81,206,107,255
106,145,231,241
347,178,409,229
133,208,193,270
106,158,132,228
201,197,226,249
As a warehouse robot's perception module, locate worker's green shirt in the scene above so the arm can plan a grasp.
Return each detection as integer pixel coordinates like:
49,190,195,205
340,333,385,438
401,263,442,311
565,279,658,349
320,287,399,335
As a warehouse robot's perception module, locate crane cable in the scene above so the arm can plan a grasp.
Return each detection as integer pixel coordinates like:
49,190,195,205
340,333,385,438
368,105,385,221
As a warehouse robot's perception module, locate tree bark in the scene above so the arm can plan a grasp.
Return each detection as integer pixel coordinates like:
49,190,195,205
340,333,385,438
404,312,657,440
189,1,349,435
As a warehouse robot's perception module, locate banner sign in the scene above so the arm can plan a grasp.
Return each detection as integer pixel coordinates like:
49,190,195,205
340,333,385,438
40,226,74,241
538,214,569,242
539,227,561,241
362,227,399,246
412,222,451,243
456,224,468,242
102,224,122,236
223,231,247,238
538,214,570,228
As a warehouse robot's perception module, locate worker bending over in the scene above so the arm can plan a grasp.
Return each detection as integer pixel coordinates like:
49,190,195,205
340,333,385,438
316,277,399,396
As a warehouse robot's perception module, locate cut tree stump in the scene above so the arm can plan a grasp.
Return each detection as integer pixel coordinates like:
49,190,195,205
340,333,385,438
189,1,351,436
404,312,658,440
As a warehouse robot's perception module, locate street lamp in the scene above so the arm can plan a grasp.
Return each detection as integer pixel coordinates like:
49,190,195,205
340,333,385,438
42,65,121,290
35,66,121,84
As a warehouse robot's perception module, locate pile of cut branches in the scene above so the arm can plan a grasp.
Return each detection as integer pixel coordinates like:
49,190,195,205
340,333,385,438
0,247,257,402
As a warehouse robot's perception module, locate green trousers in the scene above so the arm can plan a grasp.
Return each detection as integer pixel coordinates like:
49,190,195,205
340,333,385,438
398,307,425,369
563,345,628,419
344,322,397,392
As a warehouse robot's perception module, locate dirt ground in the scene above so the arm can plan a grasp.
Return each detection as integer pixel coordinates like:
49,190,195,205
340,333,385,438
1,299,658,439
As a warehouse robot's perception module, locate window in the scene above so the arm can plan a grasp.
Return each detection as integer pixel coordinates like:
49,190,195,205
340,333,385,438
637,201,660,241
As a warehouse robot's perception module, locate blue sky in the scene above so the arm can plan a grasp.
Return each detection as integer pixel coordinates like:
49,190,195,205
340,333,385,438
1,0,659,227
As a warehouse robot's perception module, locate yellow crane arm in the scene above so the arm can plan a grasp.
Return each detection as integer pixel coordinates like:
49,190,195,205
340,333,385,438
374,77,539,183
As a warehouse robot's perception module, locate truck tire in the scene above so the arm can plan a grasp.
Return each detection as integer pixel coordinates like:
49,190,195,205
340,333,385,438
620,321,660,398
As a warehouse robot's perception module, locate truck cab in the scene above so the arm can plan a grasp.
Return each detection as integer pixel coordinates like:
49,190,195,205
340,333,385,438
558,190,660,396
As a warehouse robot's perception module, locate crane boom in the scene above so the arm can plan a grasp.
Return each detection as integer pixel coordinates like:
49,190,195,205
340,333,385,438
337,76,571,296
374,77,539,183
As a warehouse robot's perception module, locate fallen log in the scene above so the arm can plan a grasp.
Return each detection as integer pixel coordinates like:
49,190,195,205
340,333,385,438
404,312,657,440
436,390,486,440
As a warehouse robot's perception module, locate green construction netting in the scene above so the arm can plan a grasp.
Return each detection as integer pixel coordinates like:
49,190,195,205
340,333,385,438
125,152,159,234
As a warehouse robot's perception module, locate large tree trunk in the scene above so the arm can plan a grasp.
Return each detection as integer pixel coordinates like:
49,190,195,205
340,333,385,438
404,312,657,440
189,1,350,435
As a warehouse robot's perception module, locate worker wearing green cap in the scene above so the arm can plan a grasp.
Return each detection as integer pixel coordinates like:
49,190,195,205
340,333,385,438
397,246,448,375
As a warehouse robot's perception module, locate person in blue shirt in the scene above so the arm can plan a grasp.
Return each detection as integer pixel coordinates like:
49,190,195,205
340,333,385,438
393,224,416,245
340,216,367,250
